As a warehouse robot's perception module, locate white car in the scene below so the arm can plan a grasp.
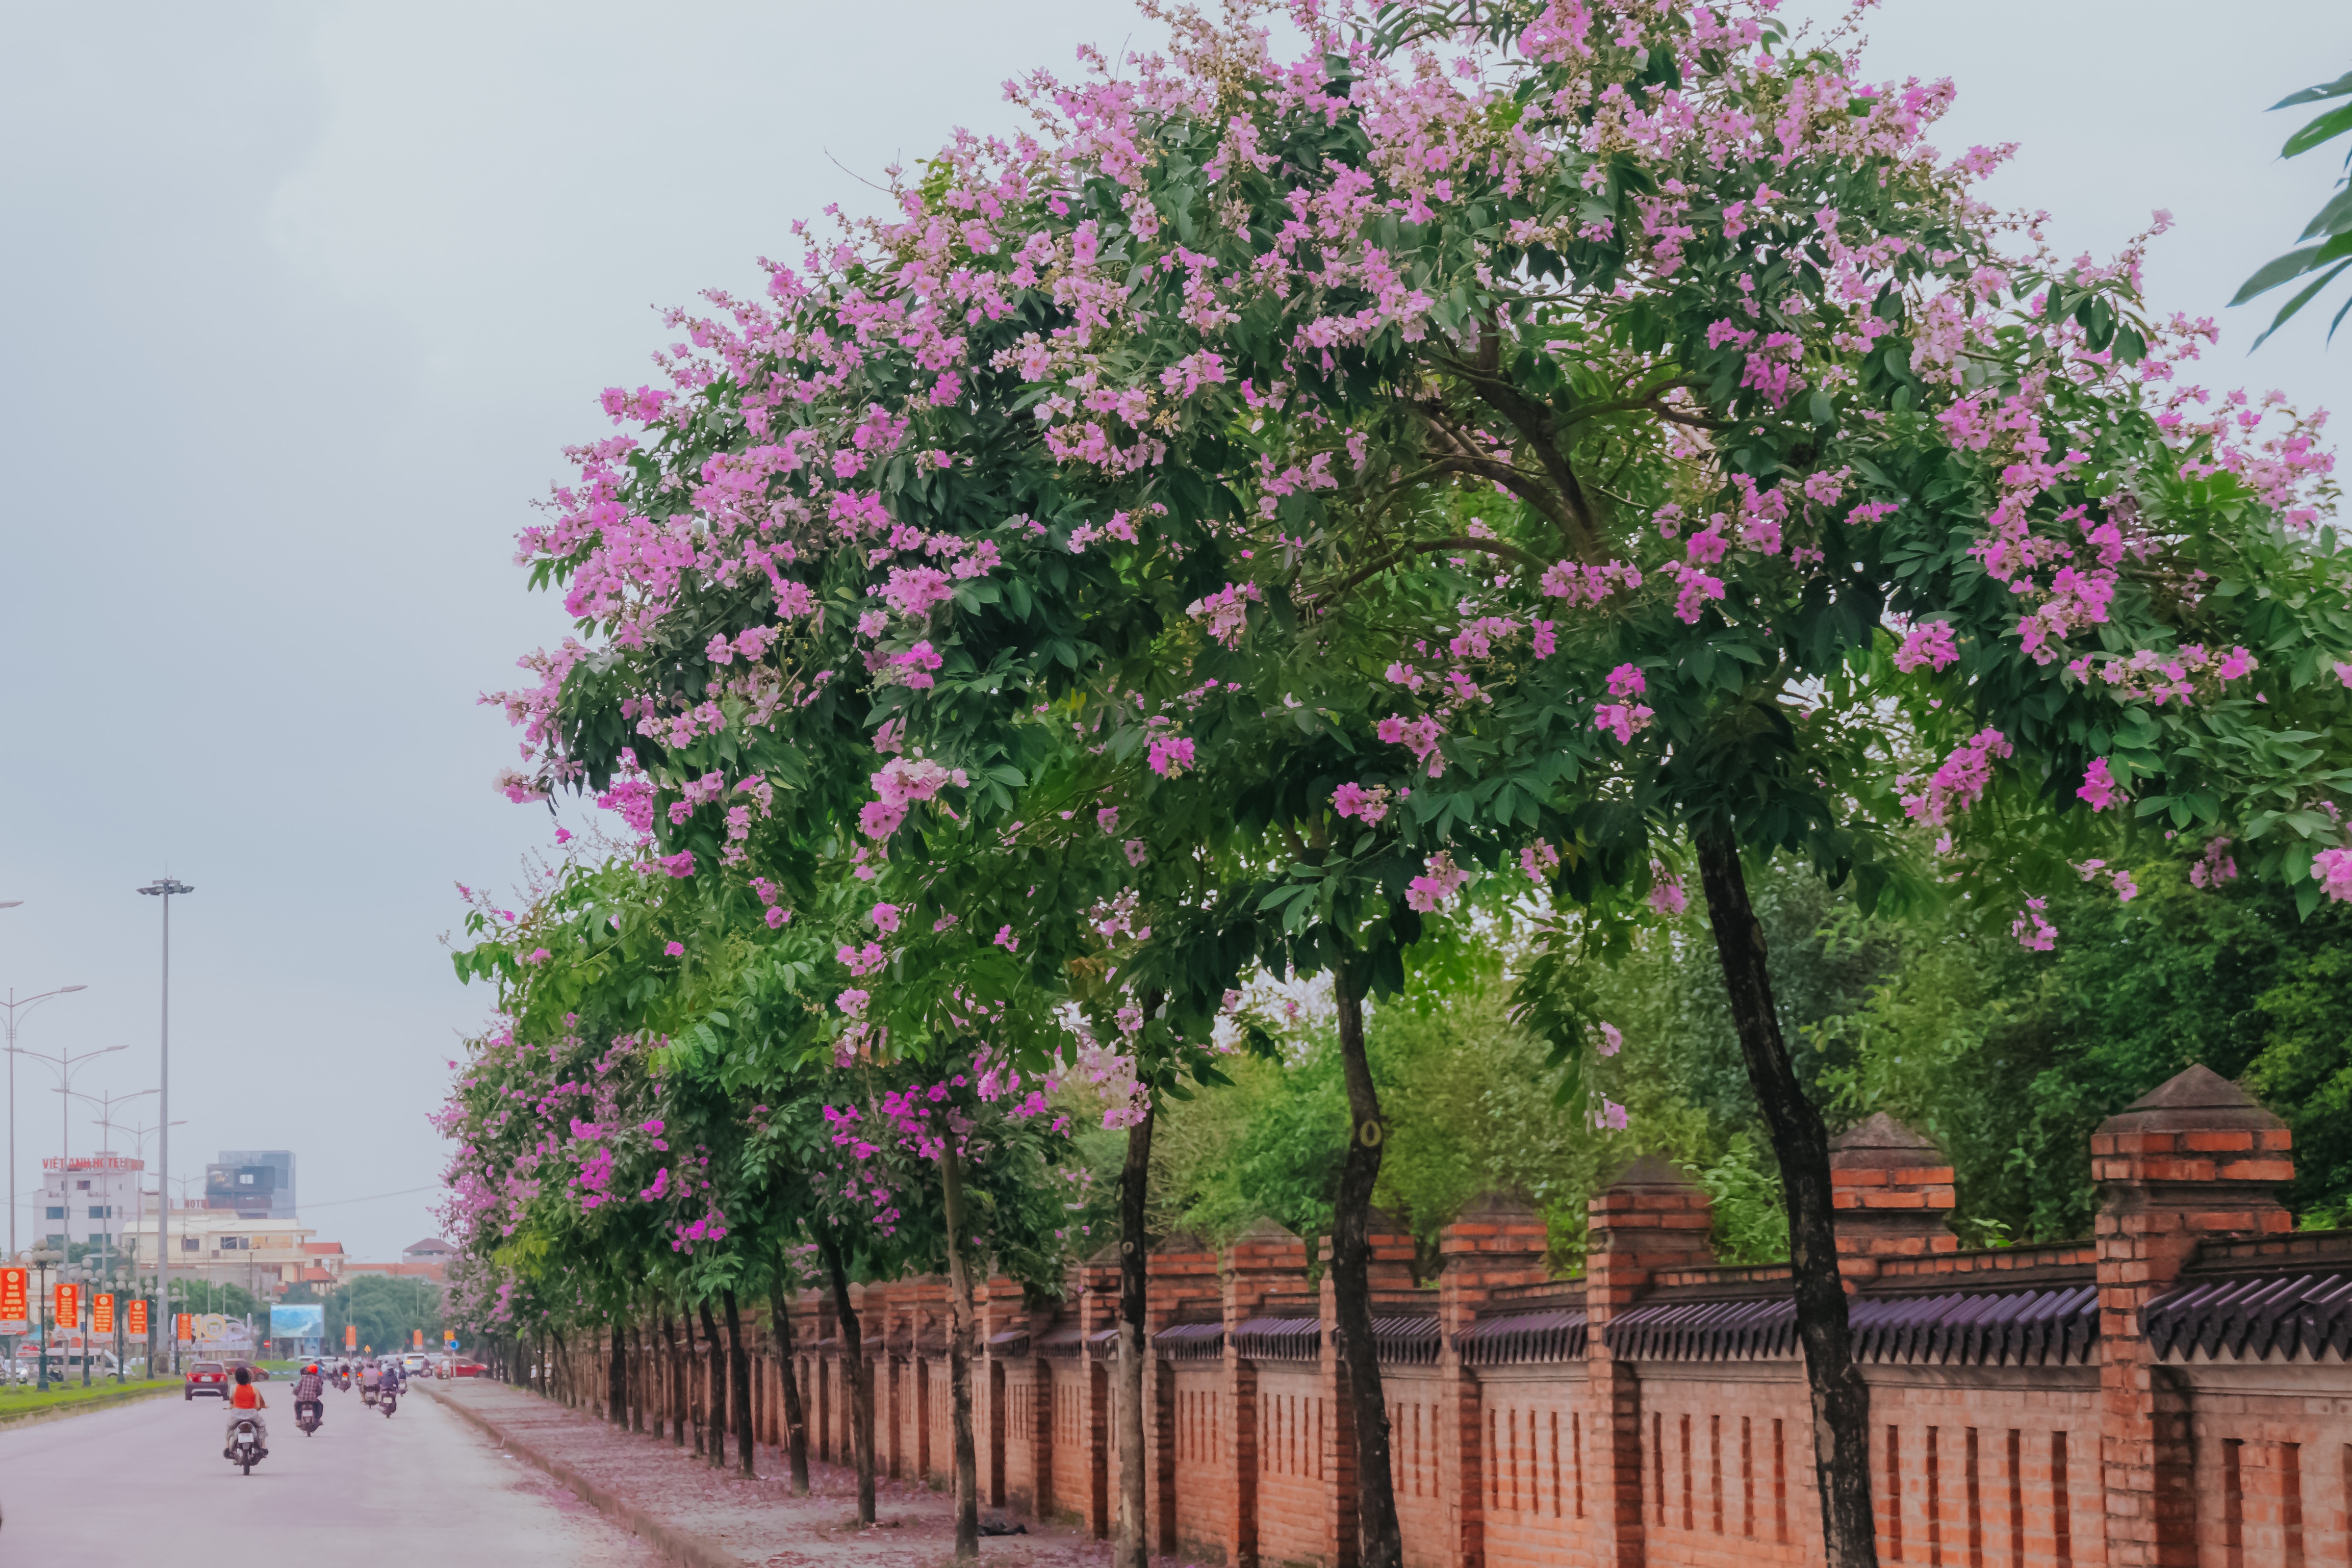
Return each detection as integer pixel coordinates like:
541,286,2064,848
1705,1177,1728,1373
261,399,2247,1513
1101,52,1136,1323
400,1352,430,1376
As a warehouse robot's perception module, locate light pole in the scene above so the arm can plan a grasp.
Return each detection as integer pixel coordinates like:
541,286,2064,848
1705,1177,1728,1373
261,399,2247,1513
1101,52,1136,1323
138,877,191,1375
62,1085,155,1279
2,984,89,1257
28,1244,58,1393
11,1042,123,1267
102,1113,181,1363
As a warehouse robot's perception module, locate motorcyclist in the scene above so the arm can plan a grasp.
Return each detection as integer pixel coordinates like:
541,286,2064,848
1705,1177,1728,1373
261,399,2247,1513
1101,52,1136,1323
379,1357,405,1398
359,1359,382,1400
221,1365,268,1459
293,1363,325,1428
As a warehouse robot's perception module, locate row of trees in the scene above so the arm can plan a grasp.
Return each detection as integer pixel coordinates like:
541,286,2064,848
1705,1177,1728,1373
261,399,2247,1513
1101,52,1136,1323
442,6,2349,1566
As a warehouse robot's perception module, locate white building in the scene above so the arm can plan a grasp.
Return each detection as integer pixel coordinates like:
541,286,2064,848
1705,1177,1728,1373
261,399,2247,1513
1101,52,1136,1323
38,1153,143,1261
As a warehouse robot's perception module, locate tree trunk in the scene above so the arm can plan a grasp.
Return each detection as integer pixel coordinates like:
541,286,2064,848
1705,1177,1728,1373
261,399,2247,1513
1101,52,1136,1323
1694,828,1877,1568
725,1290,757,1479
553,1331,569,1406
699,1299,728,1470
1332,968,1402,1568
820,1233,878,1522
769,1278,811,1494
1113,1099,1155,1568
631,1320,646,1433
608,1317,627,1427
941,1143,981,1559
663,1310,686,1447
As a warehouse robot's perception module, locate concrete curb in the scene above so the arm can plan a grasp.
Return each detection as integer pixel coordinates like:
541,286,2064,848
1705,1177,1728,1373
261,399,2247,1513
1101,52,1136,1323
422,1384,754,1568
0,1382,180,1433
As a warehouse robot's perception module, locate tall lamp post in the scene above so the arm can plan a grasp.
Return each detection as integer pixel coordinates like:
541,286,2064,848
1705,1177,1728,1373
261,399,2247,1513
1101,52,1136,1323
107,1116,184,1376
138,877,191,1375
61,1085,155,1280
28,1244,58,1393
2,983,89,1257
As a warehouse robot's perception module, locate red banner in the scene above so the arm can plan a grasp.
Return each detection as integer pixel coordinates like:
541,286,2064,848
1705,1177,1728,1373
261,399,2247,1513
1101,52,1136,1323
53,1282,78,1327
413,1329,424,1349
0,1268,25,1323
126,1299,148,1335
92,1293,115,1335
345,1323,357,1350
176,1312,194,1343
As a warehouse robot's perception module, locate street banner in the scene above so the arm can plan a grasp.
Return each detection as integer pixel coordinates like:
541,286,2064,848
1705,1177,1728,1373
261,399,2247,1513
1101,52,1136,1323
345,1323,357,1350
0,1267,26,1333
53,1282,77,1328
413,1329,424,1349
92,1293,114,1335
175,1313,194,1342
126,1299,147,1335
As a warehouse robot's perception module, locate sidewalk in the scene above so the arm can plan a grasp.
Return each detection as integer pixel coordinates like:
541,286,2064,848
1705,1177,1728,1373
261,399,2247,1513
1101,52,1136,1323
428,1378,1115,1568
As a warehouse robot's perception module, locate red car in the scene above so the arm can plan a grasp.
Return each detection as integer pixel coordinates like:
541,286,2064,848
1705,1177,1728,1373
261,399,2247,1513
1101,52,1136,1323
185,1361,228,1400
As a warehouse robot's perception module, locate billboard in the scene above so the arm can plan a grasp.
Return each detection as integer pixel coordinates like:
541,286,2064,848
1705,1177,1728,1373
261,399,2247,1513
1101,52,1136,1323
53,1283,78,1328
271,1304,325,1341
127,1299,147,1336
92,1293,115,1335
0,1268,25,1334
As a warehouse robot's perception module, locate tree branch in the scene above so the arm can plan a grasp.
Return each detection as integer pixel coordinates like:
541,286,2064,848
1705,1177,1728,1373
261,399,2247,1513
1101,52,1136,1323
1307,533,1540,605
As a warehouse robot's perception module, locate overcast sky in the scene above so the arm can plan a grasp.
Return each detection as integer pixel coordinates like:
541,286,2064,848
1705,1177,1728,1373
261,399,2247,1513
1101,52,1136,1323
2,1,2345,1264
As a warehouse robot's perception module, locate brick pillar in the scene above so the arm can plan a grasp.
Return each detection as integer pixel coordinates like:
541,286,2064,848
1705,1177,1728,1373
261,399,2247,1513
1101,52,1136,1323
1437,1193,1552,1568
1077,1244,1119,1538
2094,1065,2294,1568
1586,1154,1716,1568
979,1274,1015,1510
899,1274,949,1483
1146,1230,1218,1554
1829,1112,1958,1285
1225,1216,1311,1568
1029,1300,1057,1520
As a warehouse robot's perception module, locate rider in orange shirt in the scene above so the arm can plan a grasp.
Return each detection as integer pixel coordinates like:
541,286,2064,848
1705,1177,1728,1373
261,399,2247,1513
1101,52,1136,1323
222,1365,269,1458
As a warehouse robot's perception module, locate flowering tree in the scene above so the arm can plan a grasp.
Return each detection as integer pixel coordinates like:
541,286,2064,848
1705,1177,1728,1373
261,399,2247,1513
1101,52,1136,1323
484,2,2349,1563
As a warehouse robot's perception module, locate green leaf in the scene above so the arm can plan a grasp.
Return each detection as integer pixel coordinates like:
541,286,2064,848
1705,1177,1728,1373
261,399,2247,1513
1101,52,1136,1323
2282,100,2352,161
2271,69,2352,111
2299,186,2352,242
2252,257,2352,350
2231,233,2352,304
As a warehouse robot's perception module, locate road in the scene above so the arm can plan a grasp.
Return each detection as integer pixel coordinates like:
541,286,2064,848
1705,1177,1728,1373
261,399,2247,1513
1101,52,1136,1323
0,1379,666,1566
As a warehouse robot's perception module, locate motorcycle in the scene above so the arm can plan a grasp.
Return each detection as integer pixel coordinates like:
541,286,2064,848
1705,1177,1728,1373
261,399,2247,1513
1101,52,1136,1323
379,1386,397,1418
362,1383,378,1408
228,1416,265,1476
297,1400,324,1436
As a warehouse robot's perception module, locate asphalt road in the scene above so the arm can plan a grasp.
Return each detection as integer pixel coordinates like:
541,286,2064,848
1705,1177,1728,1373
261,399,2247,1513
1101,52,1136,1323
0,1380,666,1565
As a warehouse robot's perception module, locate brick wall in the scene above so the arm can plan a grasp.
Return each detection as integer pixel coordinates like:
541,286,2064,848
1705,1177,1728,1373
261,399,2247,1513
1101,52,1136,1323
683,1065,2352,1568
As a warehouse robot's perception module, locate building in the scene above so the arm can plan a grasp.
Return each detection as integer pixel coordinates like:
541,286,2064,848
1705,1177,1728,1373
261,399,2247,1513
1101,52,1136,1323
117,1203,319,1294
344,1260,447,1289
401,1237,454,1268
38,1153,144,1261
204,1149,295,1218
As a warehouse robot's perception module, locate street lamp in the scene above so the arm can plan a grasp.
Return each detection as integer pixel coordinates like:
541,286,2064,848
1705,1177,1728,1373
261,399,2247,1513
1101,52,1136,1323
2,984,89,1257
61,1085,155,1279
28,1244,59,1393
100,1113,182,1342
138,877,191,1375
11,1040,121,1276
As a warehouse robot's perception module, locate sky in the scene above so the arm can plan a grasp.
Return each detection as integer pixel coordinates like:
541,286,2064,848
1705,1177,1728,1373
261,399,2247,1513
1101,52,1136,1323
1,0,2345,1265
